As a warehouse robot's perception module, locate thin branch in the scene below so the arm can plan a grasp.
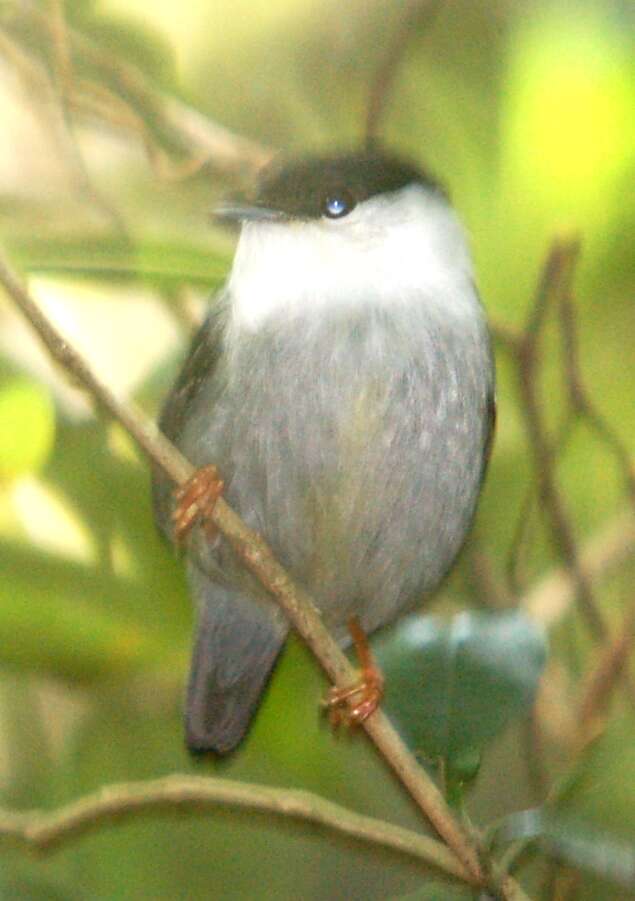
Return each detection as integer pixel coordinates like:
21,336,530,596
162,95,274,174
558,286,635,516
498,302,635,629
505,402,617,602
0,22,128,234
523,508,635,628
7,2,272,177
466,537,512,609
0,774,468,881
505,485,537,597
490,239,635,735
490,320,522,351
48,0,72,90
577,598,635,740
556,283,635,723
521,712,550,806
365,0,443,146
0,251,497,890
516,238,609,640
546,865,581,901
47,0,130,234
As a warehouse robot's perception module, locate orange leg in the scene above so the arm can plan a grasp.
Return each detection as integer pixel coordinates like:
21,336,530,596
172,464,225,544
323,616,384,727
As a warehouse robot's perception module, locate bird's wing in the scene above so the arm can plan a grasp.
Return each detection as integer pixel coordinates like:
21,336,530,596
152,296,228,541
482,389,497,480
472,282,497,482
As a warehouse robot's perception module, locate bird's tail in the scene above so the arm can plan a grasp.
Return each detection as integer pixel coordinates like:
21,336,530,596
185,564,288,755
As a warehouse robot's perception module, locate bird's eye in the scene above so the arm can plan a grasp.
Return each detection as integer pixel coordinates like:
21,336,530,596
322,190,355,219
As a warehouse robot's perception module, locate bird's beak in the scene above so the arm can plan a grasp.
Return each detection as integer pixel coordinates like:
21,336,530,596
213,204,284,224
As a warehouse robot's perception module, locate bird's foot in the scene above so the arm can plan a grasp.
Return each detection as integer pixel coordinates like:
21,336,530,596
172,464,225,544
323,617,384,727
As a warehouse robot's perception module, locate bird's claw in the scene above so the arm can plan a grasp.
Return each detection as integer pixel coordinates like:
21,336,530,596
322,617,384,728
172,464,225,544
323,672,384,727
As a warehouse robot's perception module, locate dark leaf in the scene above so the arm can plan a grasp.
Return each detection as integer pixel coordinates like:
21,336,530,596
495,807,635,891
374,611,547,764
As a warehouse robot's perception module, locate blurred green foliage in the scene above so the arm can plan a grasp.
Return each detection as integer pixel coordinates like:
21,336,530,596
0,376,55,479
0,0,633,898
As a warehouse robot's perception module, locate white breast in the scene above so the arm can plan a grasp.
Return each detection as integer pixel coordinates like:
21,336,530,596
227,184,479,332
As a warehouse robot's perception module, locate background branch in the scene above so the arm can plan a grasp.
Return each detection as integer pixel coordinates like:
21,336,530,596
523,508,635,628
577,596,635,742
2,1,272,181
365,0,443,145
516,239,610,640
0,774,469,881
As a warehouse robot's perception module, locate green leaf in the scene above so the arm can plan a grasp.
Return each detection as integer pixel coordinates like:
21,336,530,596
495,807,635,891
374,611,547,764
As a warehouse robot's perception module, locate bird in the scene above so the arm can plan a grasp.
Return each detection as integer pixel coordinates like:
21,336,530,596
152,149,496,755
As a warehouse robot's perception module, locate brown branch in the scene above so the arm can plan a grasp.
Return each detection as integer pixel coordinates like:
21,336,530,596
521,711,550,805
0,21,128,234
516,238,609,640
556,282,635,738
47,1,130,234
490,320,522,351
0,774,469,881
161,95,274,175
365,0,443,146
523,508,635,628
557,286,635,515
577,598,635,740
466,541,512,609
497,320,635,626
48,0,72,90
0,251,516,892
513,238,635,729
505,485,537,598
7,2,272,177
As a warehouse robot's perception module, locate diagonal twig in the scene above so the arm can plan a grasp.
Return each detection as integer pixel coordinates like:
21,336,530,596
514,237,635,721
522,508,635,628
6,1,272,178
365,0,444,145
557,282,635,516
516,237,609,640
577,598,635,742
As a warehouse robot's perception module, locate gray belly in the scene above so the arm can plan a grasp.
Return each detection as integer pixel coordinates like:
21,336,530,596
180,305,493,641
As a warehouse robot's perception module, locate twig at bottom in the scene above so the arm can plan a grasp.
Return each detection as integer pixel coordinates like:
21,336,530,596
0,774,469,881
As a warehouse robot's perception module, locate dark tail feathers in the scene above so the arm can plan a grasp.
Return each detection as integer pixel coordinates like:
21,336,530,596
185,566,287,755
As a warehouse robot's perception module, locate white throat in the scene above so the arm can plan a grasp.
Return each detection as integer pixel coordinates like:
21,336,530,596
227,184,477,332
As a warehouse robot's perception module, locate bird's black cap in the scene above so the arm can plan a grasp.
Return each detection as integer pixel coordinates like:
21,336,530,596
253,150,442,220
